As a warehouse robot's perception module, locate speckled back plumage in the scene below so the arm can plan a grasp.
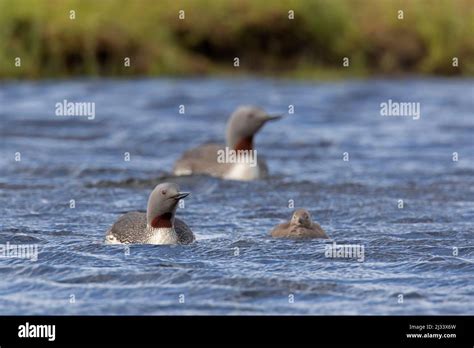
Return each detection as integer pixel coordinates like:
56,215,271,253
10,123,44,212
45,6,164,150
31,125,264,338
174,218,195,244
106,212,149,244
105,212,194,245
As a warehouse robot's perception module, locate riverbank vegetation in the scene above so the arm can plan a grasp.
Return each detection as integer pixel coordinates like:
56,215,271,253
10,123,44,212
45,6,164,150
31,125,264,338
0,0,472,79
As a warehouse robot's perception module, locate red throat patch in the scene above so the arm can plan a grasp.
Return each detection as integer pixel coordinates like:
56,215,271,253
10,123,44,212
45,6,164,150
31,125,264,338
234,136,253,151
151,212,173,228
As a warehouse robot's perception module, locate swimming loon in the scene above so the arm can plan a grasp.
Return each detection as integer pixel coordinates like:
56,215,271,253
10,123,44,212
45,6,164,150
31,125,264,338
271,209,329,239
173,106,281,181
105,183,194,245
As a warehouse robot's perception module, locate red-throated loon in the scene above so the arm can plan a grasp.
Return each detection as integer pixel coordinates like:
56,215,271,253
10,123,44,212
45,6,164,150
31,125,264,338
173,106,281,181
105,183,194,245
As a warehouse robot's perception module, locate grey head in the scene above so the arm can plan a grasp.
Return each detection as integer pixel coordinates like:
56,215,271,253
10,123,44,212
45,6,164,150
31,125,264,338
225,106,281,150
146,183,190,228
290,209,313,228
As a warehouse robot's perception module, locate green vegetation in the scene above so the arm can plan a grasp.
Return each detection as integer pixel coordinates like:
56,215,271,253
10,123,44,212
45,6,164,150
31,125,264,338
0,0,473,79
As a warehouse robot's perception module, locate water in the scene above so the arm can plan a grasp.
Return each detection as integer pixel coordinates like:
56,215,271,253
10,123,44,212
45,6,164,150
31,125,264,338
0,78,473,315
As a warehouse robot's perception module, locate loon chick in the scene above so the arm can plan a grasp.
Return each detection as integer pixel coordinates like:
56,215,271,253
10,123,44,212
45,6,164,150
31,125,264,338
271,209,328,239
173,106,281,181
105,183,194,245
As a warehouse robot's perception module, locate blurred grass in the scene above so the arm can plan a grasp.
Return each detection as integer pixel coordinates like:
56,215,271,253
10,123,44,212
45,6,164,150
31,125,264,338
0,0,472,79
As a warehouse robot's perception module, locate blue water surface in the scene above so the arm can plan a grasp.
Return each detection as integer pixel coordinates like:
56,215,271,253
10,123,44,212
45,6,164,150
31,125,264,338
0,77,473,314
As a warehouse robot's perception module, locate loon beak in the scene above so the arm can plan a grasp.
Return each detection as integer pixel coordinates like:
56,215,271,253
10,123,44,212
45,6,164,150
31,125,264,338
264,114,283,122
172,192,190,200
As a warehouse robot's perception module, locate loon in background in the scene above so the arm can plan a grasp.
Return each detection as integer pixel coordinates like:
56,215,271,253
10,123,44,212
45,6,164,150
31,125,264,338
173,106,281,181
